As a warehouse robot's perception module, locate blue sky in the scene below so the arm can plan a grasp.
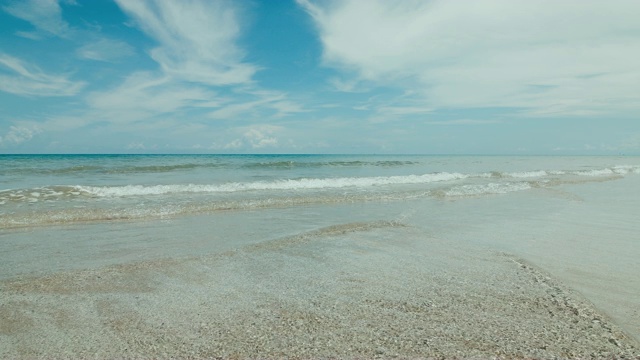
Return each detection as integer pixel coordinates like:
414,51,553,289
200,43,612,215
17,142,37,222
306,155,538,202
0,0,639,154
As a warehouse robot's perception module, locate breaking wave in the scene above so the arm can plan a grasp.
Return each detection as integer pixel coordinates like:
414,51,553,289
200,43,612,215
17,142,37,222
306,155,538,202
74,172,467,198
2,164,638,228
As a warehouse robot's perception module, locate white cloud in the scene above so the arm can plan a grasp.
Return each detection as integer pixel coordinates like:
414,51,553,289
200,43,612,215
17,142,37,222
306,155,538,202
126,142,158,151
14,31,43,40
0,125,41,146
211,125,282,150
328,77,367,93
86,72,220,122
81,1,303,127
299,0,640,116
0,53,85,96
210,139,244,150
115,0,257,86
76,38,135,62
3,0,71,39
209,91,304,120
243,126,279,148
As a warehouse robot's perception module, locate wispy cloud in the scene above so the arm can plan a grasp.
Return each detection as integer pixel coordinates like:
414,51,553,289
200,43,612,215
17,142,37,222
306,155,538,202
376,105,433,116
115,0,258,85
208,90,305,120
0,53,85,96
3,0,71,39
76,38,135,62
328,77,368,93
8,0,305,144
86,72,220,122
81,0,283,129
299,0,640,117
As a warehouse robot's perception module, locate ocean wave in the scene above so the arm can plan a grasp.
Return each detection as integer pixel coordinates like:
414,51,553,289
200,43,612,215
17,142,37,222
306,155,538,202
1,165,104,175
488,165,640,179
0,185,85,203
76,172,468,197
444,182,532,197
2,165,637,228
0,172,465,204
507,170,549,178
242,160,420,169
565,165,639,177
2,164,638,204
1,163,226,176
105,163,225,174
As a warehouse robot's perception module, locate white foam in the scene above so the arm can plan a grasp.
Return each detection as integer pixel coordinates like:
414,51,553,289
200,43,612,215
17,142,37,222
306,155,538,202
75,172,469,198
508,170,548,178
2,165,638,205
574,168,615,177
445,182,532,197
612,165,639,174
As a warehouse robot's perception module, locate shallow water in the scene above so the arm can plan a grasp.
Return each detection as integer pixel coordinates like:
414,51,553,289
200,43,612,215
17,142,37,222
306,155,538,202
1,154,638,228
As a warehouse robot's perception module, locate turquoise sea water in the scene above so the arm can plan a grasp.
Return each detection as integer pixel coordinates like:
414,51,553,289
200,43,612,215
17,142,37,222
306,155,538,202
1,154,639,228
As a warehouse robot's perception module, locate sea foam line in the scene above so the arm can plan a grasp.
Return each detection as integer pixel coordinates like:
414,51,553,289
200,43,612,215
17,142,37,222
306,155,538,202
2,165,638,203
75,172,469,197
445,182,533,197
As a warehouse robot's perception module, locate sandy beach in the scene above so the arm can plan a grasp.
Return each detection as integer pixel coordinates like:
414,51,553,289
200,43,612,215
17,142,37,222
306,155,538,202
2,221,639,359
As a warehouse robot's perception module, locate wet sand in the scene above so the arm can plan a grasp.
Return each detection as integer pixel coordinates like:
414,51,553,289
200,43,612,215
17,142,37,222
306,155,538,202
1,223,638,359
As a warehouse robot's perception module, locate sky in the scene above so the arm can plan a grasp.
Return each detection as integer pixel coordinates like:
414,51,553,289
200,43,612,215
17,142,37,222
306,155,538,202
0,0,639,154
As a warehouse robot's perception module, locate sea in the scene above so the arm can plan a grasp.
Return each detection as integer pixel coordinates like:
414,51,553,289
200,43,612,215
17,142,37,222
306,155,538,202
2,154,639,229
1,154,640,340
